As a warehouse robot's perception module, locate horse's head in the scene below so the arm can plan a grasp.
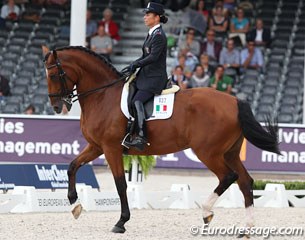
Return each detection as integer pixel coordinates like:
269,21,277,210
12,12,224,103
42,46,77,114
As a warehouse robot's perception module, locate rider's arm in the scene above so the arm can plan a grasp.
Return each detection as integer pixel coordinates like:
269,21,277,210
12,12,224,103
134,34,166,68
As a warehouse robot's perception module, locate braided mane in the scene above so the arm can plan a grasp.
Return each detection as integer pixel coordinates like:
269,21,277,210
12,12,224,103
55,46,123,76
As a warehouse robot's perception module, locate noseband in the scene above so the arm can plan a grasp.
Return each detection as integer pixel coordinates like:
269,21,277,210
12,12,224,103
43,50,75,110
43,49,129,109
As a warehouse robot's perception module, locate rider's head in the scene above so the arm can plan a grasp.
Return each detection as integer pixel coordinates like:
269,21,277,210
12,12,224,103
143,2,168,27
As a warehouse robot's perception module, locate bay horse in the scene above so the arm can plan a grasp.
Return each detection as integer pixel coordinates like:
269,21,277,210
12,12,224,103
42,46,280,234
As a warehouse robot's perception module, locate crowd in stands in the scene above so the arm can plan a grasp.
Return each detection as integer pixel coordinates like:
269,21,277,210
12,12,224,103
0,0,274,113
169,0,271,95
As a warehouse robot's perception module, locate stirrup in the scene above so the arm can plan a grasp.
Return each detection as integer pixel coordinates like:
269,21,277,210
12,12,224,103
121,133,131,149
125,136,150,151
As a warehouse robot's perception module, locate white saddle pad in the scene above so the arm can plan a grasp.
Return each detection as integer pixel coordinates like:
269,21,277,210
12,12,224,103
120,82,175,121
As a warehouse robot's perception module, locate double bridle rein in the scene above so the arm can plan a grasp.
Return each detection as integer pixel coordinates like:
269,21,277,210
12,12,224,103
43,49,128,109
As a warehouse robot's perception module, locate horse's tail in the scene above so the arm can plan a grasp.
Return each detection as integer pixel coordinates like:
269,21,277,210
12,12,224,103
237,99,281,154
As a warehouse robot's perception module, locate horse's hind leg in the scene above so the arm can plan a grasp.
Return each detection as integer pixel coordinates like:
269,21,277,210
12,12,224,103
68,143,103,205
224,138,254,228
193,149,239,224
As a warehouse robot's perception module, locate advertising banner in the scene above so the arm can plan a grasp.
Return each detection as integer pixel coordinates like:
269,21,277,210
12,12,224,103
0,115,304,173
0,116,87,164
0,163,99,190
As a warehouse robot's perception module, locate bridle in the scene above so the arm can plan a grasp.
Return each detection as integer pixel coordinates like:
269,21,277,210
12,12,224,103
43,49,129,110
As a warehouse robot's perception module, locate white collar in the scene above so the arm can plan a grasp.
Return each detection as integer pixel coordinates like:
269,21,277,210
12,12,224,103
149,24,160,35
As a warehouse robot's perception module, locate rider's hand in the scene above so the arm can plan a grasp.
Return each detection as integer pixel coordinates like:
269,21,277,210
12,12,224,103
129,61,139,73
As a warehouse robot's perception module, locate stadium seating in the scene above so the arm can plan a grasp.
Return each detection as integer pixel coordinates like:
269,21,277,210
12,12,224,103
0,0,304,124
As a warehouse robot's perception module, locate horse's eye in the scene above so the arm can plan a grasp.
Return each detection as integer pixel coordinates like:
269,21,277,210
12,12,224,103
50,74,58,81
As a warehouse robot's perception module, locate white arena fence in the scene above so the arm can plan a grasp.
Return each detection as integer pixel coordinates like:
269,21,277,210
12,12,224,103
0,183,304,213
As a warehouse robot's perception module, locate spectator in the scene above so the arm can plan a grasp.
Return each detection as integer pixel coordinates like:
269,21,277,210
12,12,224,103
173,52,198,77
189,64,210,88
247,18,271,48
210,65,233,94
86,9,98,38
1,0,20,21
219,38,240,71
212,0,229,18
229,7,250,47
196,0,209,22
171,65,189,90
99,8,121,45
178,28,201,57
24,104,35,115
201,29,222,62
240,40,264,72
0,74,11,101
90,25,113,61
199,53,214,77
209,5,229,39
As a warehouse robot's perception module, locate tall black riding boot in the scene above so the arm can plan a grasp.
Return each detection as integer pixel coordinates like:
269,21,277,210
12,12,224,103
128,100,148,151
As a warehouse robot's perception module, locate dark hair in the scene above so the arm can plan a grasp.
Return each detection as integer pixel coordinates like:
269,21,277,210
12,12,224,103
25,104,35,113
175,65,184,71
196,0,205,10
160,15,168,24
216,64,225,71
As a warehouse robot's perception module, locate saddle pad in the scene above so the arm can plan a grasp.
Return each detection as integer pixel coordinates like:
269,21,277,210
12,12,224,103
120,82,175,121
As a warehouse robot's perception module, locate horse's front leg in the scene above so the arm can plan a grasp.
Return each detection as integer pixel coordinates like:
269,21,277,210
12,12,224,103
68,143,103,205
104,147,130,233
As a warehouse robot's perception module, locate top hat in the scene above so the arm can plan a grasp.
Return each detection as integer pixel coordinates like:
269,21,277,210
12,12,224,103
143,2,165,15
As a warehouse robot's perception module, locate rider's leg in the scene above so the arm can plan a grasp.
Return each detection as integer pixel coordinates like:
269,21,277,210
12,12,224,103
127,90,154,151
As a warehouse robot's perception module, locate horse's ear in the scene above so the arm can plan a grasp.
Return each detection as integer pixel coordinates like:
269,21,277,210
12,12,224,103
42,45,50,57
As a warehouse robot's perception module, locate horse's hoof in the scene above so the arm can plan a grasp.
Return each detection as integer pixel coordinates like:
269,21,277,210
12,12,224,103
111,225,126,233
203,213,214,225
72,203,83,219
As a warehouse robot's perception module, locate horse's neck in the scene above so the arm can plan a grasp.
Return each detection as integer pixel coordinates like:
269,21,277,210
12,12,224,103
77,72,123,117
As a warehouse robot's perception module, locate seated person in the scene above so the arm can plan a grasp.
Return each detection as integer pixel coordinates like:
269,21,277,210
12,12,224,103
240,40,264,72
219,38,240,72
171,65,189,90
196,0,209,22
1,0,20,21
90,25,113,61
99,8,121,45
212,0,229,18
189,64,210,88
172,51,199,78
199,53,215,77
209,5,229,39
210,65,233,94
247,18,271,48
200,29,222,62
229,7,250,47
86,9,98,38
178,28,201,57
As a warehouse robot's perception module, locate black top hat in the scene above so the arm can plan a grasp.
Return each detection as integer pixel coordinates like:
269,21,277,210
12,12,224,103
143,2,165,15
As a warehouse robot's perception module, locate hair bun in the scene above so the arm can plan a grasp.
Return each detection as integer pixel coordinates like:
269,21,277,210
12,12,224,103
160,15,168,24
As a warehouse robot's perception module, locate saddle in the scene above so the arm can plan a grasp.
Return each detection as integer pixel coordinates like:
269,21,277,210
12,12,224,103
121,74,180,150
127,79,179,119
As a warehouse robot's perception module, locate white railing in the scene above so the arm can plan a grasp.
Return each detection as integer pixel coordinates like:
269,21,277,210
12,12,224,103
0,183,304,213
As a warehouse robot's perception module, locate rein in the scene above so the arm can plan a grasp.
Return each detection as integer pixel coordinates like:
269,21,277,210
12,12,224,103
43,49,130,107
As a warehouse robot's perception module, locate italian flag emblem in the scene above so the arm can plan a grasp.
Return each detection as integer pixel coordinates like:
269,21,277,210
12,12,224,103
156,104,167,112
